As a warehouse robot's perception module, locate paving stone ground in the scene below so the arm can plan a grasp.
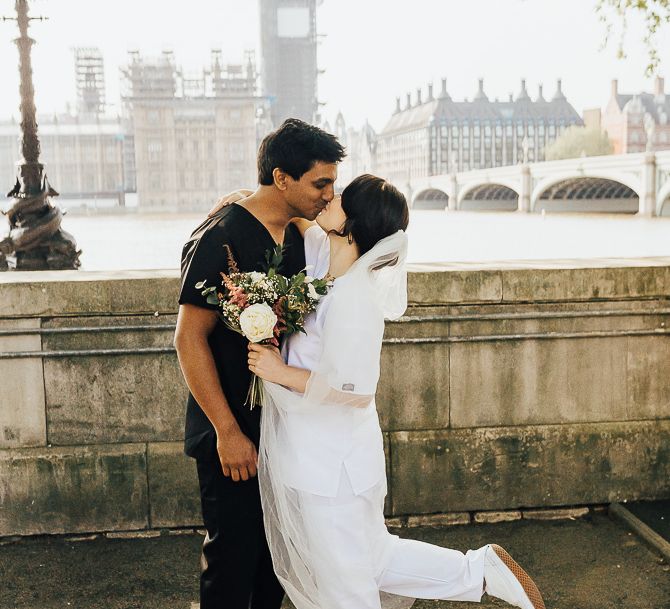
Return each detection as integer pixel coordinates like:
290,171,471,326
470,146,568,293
1,511,668,609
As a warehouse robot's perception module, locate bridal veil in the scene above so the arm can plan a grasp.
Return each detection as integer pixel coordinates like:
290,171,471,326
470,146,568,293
258,230,415,609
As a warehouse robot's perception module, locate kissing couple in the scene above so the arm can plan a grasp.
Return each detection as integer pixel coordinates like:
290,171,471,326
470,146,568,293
175,118,546,609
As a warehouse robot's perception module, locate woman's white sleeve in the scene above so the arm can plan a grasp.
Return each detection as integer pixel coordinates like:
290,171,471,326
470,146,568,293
303,225,329,272
303,288,384,408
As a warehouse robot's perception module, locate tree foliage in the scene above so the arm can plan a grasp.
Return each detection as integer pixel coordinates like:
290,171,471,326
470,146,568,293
596,0,670,75
544,126,614,161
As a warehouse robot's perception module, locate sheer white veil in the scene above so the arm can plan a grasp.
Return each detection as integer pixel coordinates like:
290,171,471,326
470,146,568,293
342,228,408,320
258,229,413,609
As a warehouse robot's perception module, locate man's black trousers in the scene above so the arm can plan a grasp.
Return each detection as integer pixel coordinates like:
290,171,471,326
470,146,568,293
196,456,284,609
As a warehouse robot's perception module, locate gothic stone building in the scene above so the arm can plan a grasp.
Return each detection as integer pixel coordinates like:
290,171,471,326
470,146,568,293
123,50,267,211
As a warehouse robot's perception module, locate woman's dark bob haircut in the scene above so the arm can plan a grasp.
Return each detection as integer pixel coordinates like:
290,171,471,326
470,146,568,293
336,174,409,257
258,118,345,185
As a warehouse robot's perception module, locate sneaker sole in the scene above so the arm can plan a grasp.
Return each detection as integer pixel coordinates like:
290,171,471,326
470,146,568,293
490,544,546,609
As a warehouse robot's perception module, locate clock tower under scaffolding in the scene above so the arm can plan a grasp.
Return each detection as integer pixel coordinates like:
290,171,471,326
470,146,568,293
259,0,321,126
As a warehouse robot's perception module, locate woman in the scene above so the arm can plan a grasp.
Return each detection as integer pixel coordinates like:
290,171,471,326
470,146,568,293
247,174,546,609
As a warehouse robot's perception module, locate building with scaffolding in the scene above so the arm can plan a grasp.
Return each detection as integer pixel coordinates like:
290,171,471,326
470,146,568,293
259,0,321,126
0,47,131,207
122,50,268,211
0,40,292,212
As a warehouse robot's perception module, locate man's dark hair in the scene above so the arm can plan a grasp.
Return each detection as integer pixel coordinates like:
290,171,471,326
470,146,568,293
257,118,346,185
336,174,409,257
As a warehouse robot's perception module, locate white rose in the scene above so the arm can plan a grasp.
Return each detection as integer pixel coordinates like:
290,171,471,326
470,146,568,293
239,302,278,343
307,283,321,300
248,271,265,284
303,275,314,283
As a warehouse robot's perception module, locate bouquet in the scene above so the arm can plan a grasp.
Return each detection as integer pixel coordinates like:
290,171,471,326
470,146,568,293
197,244,330,408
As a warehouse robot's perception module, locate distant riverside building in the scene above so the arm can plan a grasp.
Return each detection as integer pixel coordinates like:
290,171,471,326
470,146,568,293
0,115,130,204
325,112,377,187
122,50,268,211
582,108,602,131
0,47,133,205
602,77,670,154
260,0,320,126
375,78,583,189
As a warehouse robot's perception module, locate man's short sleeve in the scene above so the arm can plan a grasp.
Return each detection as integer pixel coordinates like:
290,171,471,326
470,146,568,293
178,222,232,310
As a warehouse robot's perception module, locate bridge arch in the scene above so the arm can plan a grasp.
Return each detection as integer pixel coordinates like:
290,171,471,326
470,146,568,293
412,188,449,210
656,181,670,216
457,182,519,211
531,172,641,213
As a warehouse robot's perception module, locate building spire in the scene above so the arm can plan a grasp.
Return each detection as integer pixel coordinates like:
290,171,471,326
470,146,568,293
516,78,530,101
474,78,488,101
439,77,451,100
552,78,566,101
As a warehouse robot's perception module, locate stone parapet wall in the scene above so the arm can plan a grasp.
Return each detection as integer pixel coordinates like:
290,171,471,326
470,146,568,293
1,259,669,536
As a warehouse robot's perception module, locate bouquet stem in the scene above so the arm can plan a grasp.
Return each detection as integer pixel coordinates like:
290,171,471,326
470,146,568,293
245,372,265,410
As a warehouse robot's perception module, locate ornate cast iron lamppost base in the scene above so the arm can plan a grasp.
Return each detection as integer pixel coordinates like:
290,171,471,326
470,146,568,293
1,0,81,271
4,163,81,271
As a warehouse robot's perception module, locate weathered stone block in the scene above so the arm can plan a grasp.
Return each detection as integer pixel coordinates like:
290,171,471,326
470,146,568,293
384,516,406,528
473,510,522,524
626,335,670,418
450,336,629,427
167,528,198,535
147,442,202,529
500,264,670,303
0,443,148,536
407,266,502,305
64,534,100,542
44,351,187,444
406,512,470,527
40,313,187,444
0,319,46,448
0,270,180,318
389,421,670,515
522,507,589,521
377,342,449,431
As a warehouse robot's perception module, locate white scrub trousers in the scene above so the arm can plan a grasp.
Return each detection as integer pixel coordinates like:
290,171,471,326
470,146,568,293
297,467,487,609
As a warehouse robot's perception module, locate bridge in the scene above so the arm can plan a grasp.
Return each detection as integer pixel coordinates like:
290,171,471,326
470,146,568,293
410,151,670,216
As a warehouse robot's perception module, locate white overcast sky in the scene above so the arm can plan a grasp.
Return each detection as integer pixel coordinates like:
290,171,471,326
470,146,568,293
0,0,668,131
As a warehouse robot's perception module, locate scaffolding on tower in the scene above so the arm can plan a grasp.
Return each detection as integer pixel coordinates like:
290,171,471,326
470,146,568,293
74,47,106,116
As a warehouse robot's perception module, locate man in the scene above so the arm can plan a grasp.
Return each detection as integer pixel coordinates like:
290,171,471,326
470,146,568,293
174,118,345,609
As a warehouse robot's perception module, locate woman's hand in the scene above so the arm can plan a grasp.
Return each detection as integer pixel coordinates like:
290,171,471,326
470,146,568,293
207,188,254,218
248,343,286,383
289,217,317,237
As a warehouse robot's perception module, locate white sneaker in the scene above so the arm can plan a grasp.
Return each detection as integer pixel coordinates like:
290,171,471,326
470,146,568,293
483,544,546,609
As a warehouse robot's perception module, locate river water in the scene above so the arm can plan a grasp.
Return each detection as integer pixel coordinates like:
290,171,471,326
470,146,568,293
58,210,670,271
